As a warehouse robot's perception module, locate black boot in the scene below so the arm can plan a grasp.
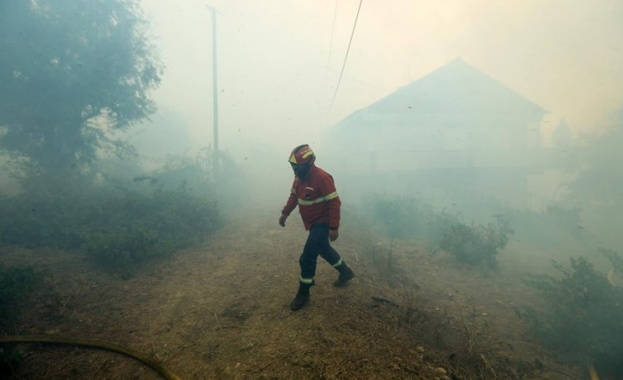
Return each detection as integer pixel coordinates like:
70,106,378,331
333,262,355,287
290,282,312,311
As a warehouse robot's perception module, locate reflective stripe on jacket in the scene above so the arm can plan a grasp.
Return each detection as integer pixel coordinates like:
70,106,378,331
281,165,341,231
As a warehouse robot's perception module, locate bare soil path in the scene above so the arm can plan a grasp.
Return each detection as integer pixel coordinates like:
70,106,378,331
4,205,585,379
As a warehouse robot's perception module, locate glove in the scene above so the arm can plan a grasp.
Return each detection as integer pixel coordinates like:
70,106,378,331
278,214,288,227
329,229,339,242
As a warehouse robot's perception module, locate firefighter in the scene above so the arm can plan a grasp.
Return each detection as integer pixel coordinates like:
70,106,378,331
278,144,355,310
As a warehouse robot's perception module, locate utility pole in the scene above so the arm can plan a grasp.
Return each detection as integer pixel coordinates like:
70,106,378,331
208,5,219,177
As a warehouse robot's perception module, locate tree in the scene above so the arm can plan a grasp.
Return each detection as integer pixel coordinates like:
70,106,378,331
0,0,161,188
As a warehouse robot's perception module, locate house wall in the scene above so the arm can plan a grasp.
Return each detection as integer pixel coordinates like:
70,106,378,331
332,166,535,222
322,111,549,215
330,111,541,172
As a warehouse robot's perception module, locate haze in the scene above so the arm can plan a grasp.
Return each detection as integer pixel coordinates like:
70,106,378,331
2,2,623,377
139,0,623,161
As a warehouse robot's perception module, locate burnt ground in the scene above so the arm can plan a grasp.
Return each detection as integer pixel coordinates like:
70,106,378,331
1,205,597,379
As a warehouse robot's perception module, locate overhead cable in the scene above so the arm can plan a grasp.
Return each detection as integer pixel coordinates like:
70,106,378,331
327,0,363,114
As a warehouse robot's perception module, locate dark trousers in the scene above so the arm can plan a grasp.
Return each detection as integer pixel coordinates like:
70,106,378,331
299,223,341,282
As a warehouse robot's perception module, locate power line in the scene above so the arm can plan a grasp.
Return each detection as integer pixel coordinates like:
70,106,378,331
324,0,339,83
327,0,363,115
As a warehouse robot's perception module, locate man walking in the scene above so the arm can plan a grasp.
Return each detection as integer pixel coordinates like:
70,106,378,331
279,144,355,310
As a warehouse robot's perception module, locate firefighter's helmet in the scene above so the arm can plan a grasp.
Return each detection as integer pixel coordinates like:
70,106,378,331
288,144,315,165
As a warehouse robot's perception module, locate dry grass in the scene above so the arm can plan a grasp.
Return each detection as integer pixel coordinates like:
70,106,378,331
2,207,584,379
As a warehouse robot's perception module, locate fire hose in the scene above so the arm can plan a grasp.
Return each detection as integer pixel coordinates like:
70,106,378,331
0,336,182,380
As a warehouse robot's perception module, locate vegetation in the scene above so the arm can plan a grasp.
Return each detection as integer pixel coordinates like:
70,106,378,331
362,193,513,268
526,251,623,374
504,203,583,248
438,216,513,268
0,0,162,187
0,0,228,277
0,160,223,276
0,345,22,378
0,265,42,376
361,193,461,246
0,265,41,329
601,248,623,275
562,112,623,245
568,115,623,208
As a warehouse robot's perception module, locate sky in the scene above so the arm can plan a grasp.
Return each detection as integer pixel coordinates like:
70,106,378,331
137,0,623,161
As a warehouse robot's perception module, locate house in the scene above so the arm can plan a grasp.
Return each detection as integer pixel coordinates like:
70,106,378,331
322,58,550,209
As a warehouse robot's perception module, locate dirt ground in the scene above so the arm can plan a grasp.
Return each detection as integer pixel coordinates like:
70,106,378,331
2,205,596,379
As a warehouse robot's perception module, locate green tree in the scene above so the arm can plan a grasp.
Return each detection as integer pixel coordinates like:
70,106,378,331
0,0,161,189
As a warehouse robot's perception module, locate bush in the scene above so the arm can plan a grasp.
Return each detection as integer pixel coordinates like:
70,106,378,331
0,265,41,376
0,345,23,378
0,171,223,276
438,216,513,267
81,186,222,273
504,203,584,248
526,252,623,374
360,193,461,245
0,265,41,329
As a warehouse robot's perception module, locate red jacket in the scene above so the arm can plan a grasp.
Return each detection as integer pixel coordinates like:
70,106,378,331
281,165,341,231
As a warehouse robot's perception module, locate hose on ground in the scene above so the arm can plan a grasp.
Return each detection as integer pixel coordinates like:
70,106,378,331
0,336,182,380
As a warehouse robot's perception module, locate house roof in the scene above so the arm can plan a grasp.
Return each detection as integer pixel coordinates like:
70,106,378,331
342,58,547,123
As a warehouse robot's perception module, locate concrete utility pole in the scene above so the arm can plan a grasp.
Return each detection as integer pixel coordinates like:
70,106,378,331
208,5,220,176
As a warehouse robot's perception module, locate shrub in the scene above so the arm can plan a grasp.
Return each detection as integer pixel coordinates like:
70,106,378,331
504,203,584,248
438,216,513,267
0,175,223,276
0,265,41,329
0,265,42,375
81,186,222,273
360,193,461,245
526,252,623,374
0,345,23,378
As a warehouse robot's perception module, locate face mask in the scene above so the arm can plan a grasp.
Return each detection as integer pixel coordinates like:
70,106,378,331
291,163,311,179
